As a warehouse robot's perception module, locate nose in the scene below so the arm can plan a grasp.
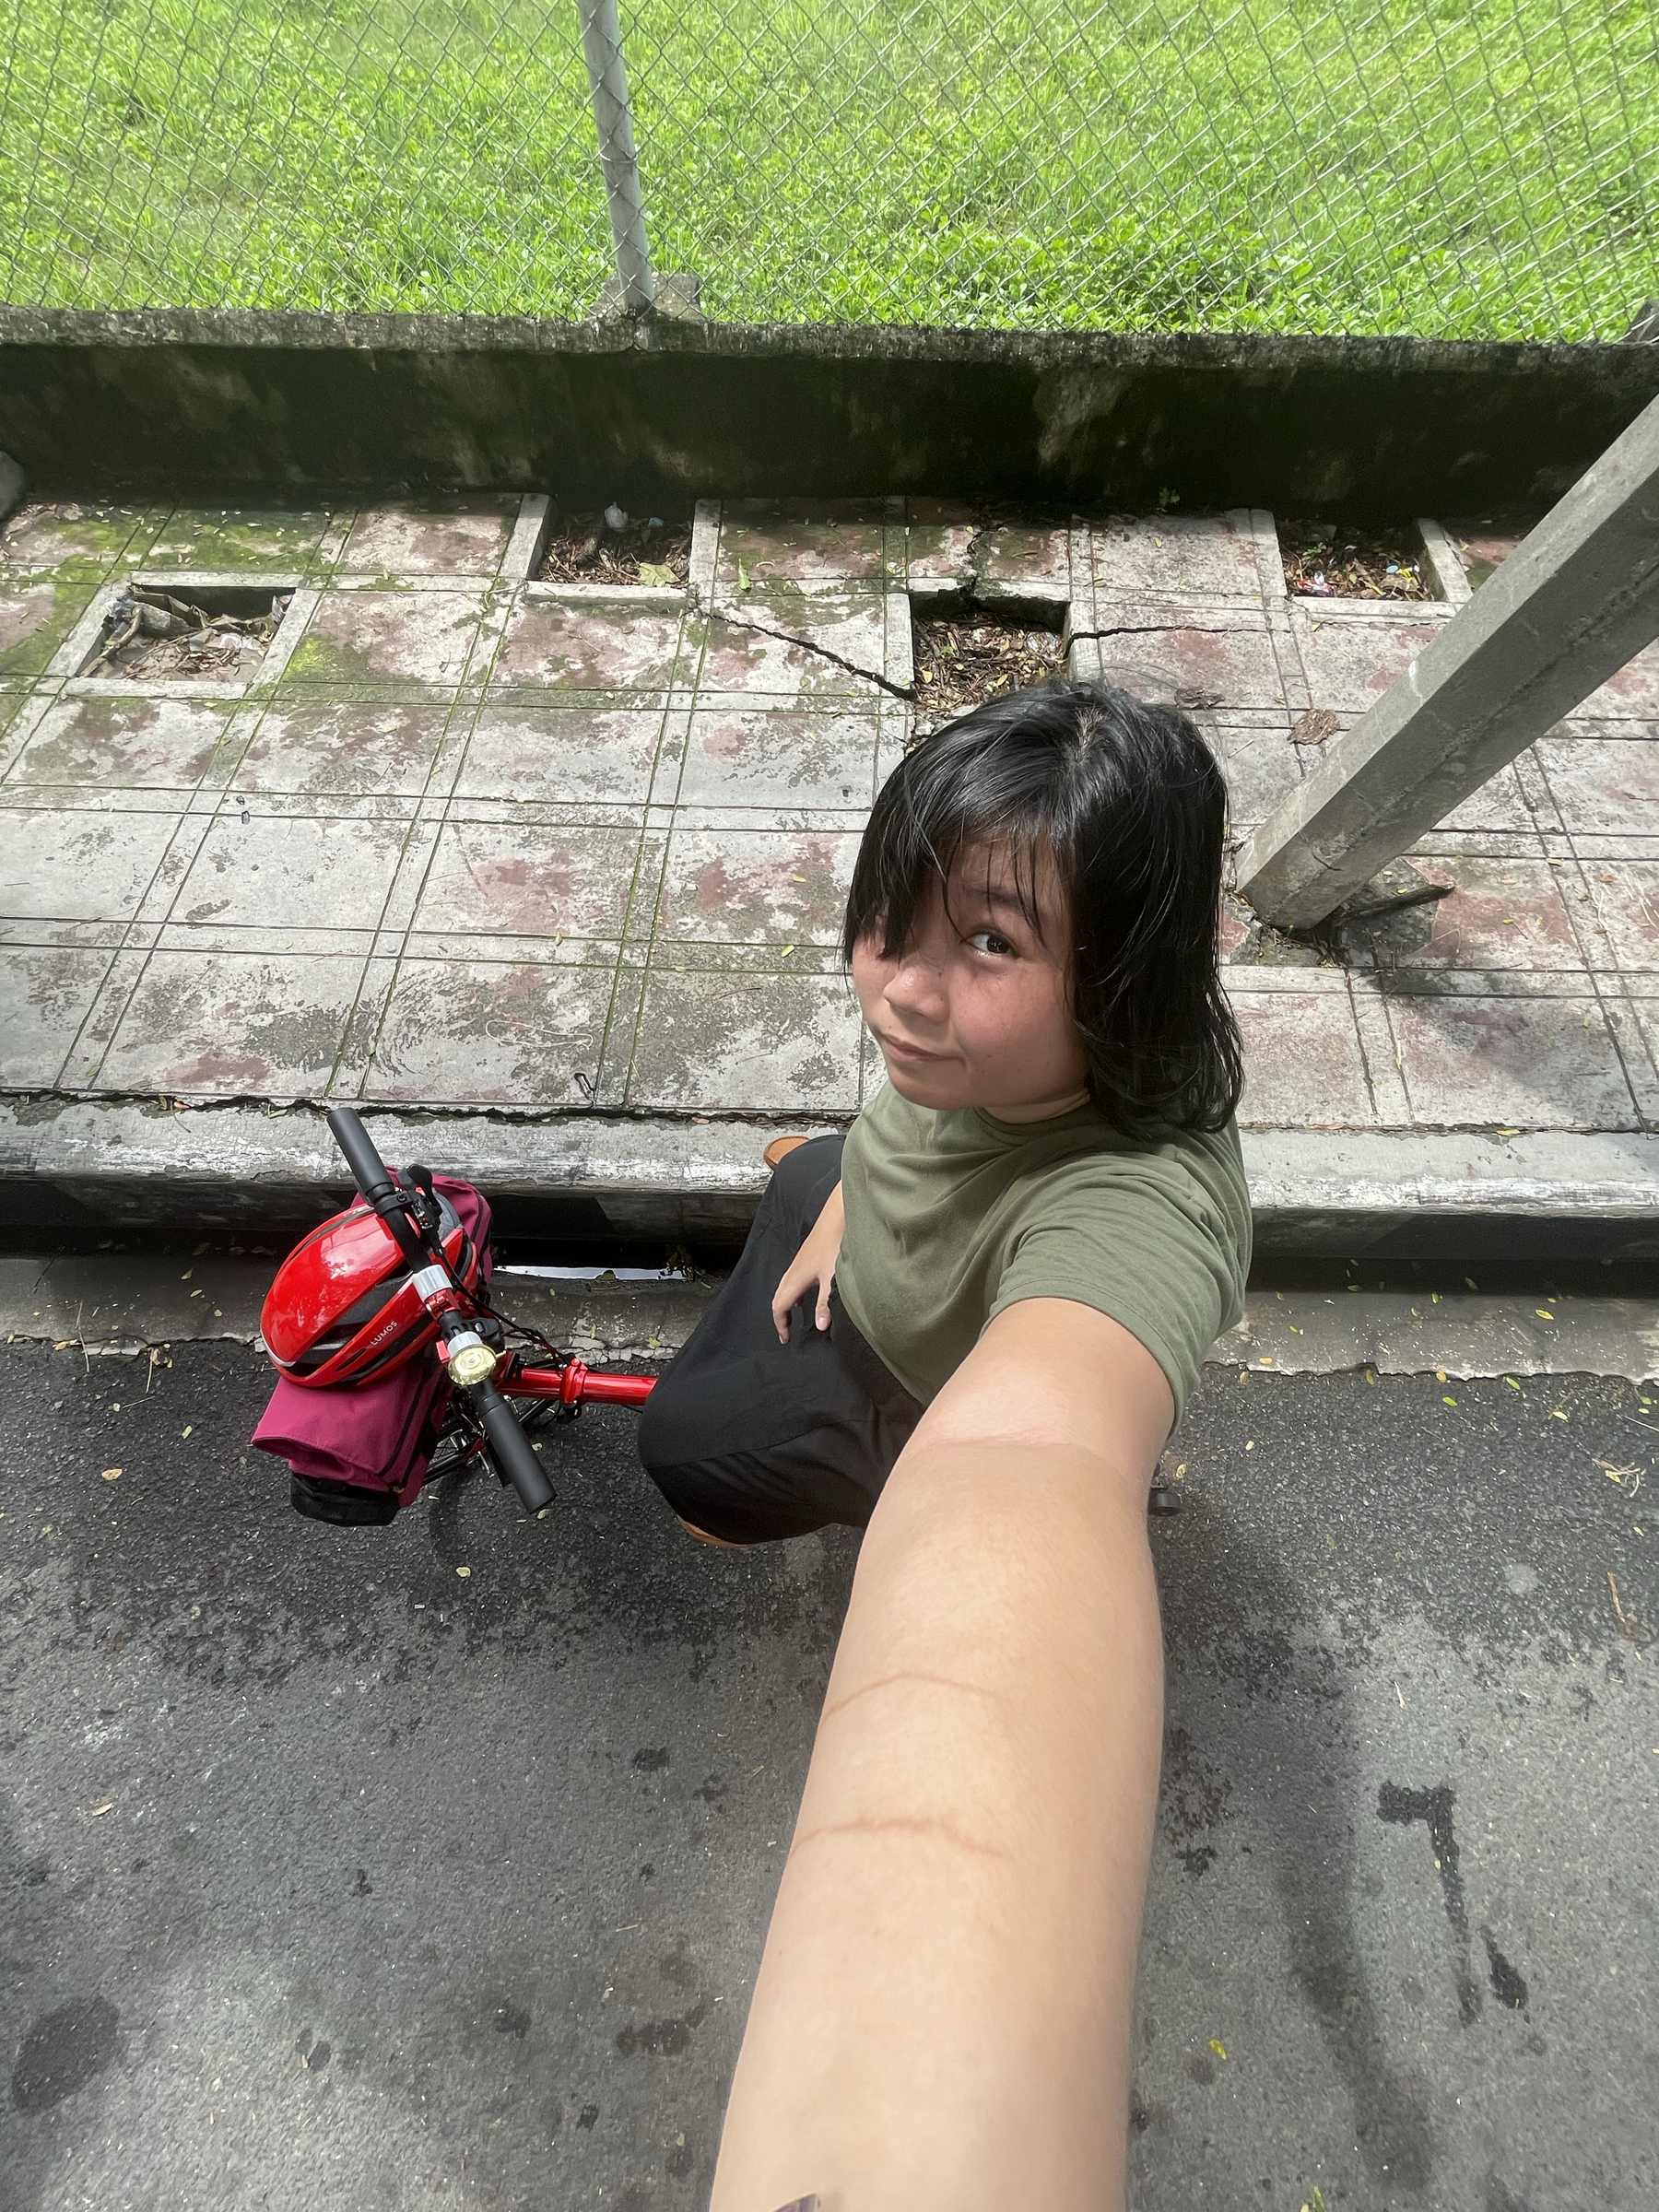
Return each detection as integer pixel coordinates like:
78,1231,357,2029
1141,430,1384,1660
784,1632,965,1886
884,941,948,1028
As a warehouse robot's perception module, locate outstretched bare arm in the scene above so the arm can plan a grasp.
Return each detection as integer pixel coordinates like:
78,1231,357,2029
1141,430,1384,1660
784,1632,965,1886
710,1296,1172,2212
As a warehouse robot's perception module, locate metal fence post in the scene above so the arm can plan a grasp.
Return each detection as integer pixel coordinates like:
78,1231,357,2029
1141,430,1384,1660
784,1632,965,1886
577,0,656,314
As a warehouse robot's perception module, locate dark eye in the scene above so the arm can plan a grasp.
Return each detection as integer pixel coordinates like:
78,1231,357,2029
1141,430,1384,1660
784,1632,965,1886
966,929,1015,957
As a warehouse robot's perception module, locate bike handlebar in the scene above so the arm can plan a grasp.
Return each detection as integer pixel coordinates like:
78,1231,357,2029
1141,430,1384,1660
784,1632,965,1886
324,1103,556,1515
470,1372,555,1514
326,1105,425,1265
325,1102,396,1203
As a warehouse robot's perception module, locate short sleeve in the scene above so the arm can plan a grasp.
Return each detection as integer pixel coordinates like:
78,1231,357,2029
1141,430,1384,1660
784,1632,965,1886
983,1152,1249,1421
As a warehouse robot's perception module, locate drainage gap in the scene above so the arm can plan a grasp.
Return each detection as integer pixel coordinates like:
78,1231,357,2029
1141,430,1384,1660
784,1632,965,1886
81,583,292,681
537,505,692,586
1279,520,1432,600
912,605,1065,730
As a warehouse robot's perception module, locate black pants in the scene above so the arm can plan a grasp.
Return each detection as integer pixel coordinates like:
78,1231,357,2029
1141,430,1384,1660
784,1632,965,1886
637,1135,924,1543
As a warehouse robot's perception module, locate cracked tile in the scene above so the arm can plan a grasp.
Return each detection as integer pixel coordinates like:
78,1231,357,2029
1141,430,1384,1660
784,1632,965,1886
0,944,116,1085
1081,606,1289,714
675,707,882,810
692,589,890,699
716,500,888,584
90,947,373,1097
625,966,863,1112
494,598,685,692
1386,989,1634,1127
339,499,520,578
1090,512,1263,602
1350,982,1413,1122
452,703,667,808
359,955,624,1108
1204,713,1303,832
1,697,238,794
282,590,487,688
412,818,644,940
653,826,858,947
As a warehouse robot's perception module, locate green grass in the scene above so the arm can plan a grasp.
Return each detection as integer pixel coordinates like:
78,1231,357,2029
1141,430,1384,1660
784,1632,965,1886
1,0,1654,336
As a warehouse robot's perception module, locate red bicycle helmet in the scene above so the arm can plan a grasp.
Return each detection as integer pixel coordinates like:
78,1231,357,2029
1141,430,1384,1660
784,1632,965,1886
261,1183,482,1389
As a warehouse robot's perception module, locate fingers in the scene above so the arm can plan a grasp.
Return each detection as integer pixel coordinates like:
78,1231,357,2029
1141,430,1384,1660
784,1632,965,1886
771,1266,805,1343
773,1240,840,1343
773,1264,834,1343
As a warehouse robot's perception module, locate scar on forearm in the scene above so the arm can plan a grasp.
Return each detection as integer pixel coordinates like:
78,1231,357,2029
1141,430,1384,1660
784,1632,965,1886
791,1814,1010,1862
819,1670,1006,1726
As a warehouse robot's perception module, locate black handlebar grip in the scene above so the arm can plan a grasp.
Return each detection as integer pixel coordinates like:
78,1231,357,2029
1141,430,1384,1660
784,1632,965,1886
470,1376,555,1516
326,1104,396,1202
325,1106,425,1265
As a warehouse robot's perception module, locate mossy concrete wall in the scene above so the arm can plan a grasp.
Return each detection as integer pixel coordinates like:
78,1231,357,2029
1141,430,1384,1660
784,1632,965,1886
4,308,1658,518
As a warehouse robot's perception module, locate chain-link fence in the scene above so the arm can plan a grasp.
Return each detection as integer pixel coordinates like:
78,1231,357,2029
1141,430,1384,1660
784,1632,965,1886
1,0,1653,339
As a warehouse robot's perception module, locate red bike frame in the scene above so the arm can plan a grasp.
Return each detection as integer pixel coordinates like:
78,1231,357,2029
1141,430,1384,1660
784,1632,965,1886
498,1353,655,1411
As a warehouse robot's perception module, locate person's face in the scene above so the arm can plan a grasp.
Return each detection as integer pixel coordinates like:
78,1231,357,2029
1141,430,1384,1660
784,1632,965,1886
849,843,1090,1122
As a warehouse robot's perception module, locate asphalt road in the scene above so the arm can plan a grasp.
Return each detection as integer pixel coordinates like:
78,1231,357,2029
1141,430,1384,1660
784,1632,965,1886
1,1340,1654,2212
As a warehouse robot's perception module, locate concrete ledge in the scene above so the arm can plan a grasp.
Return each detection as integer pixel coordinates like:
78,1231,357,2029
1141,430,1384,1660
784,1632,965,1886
1245,1125,1659,1216
0,1100,816,1239
4,309,1658,518
5,1100,1659,1257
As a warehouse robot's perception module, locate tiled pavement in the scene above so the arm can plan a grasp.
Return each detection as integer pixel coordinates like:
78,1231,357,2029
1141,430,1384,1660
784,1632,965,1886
4,491,1659,1148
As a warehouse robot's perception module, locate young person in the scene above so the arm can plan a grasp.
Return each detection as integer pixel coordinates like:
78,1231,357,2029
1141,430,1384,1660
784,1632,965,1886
637,680,1251,2212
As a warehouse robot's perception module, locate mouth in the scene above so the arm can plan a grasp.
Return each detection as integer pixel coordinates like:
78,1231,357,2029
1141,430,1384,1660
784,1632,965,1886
874,1027,949,1067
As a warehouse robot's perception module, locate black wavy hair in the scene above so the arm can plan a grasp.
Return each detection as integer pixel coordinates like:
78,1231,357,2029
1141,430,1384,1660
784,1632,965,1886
841,679,1242,1135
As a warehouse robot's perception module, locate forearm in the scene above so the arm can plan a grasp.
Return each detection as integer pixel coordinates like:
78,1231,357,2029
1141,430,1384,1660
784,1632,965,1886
710,1434,1164,2212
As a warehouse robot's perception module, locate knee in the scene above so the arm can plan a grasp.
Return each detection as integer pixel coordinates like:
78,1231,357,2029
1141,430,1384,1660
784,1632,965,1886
769,1131,844,1209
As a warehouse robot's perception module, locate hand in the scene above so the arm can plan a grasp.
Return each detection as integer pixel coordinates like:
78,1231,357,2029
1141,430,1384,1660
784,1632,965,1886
771,1181,845,1343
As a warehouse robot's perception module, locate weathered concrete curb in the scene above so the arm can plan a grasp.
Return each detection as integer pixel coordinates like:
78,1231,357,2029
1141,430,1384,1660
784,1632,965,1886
0,1100,825,1239
1242,1128,1659,1248
5,1100,1659,1257
5,308,1658,517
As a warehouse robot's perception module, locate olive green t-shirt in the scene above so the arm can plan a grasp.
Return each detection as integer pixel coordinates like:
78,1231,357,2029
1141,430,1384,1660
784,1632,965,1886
835,1082,1251,1419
